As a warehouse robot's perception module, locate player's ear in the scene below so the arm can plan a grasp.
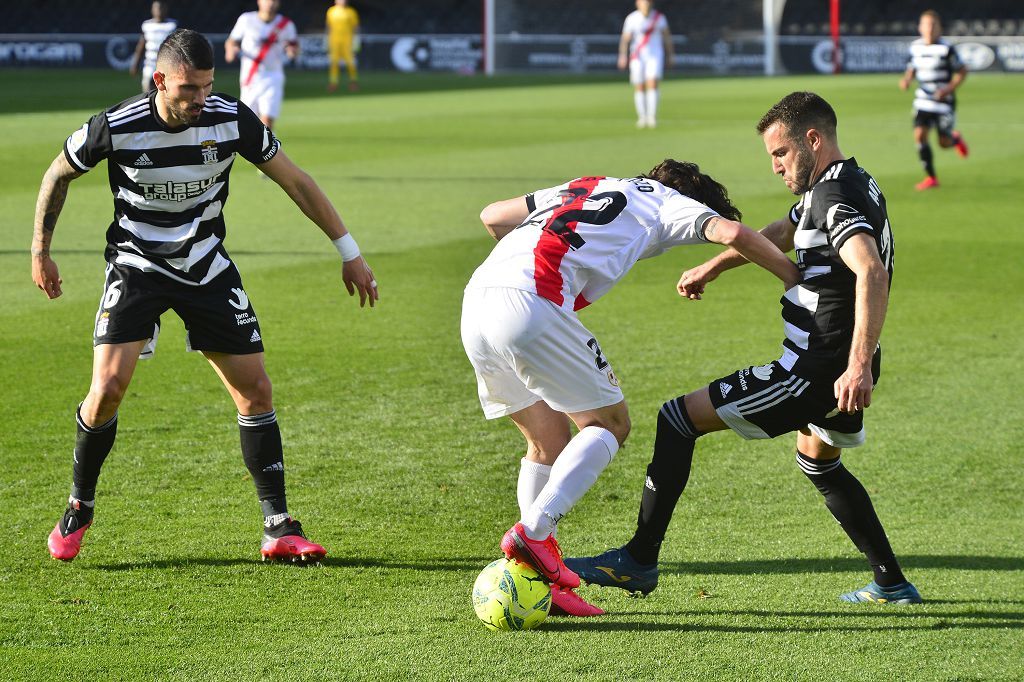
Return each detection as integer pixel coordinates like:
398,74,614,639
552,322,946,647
806,128,822,151
153,70,167,91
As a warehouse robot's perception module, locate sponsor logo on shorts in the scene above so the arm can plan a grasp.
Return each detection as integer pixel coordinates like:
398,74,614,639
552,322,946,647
752,363,774,381
96,312,110,336
720,382,733,398
228,287,249,310
737,369,749,391
607,370,619,387
234,312,258,326
250,329,261,343
644,476,657,492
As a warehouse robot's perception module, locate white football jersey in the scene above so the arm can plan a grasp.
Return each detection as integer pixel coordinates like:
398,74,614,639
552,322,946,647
467,176,718,312
623,10,668,61
229,11,297,81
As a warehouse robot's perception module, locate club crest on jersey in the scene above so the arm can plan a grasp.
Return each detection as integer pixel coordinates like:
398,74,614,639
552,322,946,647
201,140,219,165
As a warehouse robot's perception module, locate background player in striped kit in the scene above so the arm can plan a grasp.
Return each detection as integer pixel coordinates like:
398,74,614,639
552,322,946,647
567,92,922,605
619,0,673,128
462,161,799,615
32,29,378,564
899,9,969,191
225,0,298,132
128,1,177,93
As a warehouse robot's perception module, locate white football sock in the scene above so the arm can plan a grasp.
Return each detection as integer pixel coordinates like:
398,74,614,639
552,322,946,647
517,458,552,518
645,88,659,123
634,91,646,121
521,426,619,540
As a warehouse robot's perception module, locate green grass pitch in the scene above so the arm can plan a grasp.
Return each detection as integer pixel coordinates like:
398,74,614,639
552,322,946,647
0,67,1022,680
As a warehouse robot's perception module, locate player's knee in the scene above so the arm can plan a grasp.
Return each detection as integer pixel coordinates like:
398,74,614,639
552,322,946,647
237,374,273,414
89,375,129,410
937,136,954,148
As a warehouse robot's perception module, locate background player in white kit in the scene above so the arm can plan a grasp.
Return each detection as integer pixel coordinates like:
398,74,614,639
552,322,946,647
225,0,298,132
619,0,673,128
129,1,177,93
462,160,799,615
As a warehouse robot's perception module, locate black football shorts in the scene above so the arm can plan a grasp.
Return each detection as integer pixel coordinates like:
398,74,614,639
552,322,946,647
913,109,956,138
92,262,265,357
707,350,881,449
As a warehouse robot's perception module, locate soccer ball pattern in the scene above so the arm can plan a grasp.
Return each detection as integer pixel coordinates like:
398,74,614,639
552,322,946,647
472,558,551,631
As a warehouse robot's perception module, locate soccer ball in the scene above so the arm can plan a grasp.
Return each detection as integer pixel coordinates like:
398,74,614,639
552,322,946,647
472,558,551,631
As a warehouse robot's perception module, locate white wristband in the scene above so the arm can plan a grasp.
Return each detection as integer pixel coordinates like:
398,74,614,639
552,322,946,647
332,233,360,262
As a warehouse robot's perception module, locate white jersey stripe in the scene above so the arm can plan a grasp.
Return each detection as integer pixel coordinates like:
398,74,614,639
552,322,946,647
784,321,811,350
113,250,231,286
784,285,820,313
111,122,240,152
107,102,150,122
118,200,223,244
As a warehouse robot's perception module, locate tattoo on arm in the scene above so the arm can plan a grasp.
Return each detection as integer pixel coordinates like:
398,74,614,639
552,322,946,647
705,217,720,239
32,155,80,257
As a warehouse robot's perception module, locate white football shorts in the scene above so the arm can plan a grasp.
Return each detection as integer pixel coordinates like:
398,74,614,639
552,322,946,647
240,71,285,120
629,56,664,85
461,287,623,419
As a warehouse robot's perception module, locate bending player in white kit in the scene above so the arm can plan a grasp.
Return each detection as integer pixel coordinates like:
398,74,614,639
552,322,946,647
461,160,800,616
619,0,673,128
225,0,298,131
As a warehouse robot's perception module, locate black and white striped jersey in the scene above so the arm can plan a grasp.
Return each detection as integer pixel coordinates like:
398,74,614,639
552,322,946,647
141,18,177,72
907,38,964,115
63,91,280,285
781,158,894,375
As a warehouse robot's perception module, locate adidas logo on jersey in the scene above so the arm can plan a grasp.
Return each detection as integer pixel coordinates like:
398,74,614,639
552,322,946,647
250,329,261,343
134,153,153,166
720,382,733,398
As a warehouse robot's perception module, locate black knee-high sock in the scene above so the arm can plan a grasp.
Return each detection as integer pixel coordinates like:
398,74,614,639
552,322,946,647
238,411,287,520
624,397,700,566
72,405,118,503
797,452,906,587
918,142,936,178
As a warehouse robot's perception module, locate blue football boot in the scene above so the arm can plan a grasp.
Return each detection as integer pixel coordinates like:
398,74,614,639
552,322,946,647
564,547,658,595
840,580,923,604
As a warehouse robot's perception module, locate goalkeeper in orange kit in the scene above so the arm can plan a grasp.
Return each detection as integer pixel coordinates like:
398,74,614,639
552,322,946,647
326,0,360,91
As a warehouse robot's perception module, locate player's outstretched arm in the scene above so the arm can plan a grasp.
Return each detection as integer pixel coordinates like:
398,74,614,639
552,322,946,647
224,38,239,64
678,216,796,299
702,217,799,288
31,153,82,299
480,197,530,241
258,150,378,307
898,65,915,91
834,232,889,413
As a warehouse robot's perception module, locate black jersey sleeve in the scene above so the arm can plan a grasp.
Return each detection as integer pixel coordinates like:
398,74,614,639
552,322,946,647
810,181,876,253
948,44,965,72
63,113,111,173
236,100,281,165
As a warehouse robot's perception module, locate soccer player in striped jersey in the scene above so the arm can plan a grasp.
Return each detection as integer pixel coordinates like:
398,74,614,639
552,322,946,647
899,10,969,191
225,0,299,132
462,161,799,615
129,1,177,93
32,29,378,564
567,92,922,605
619,0,673,128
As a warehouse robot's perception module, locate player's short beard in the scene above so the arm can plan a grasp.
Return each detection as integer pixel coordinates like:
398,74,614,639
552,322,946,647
788,140,816,195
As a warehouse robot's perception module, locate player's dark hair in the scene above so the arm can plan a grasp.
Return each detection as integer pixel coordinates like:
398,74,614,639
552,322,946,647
644,159,741,221
156,28,214,71
756,91,837,141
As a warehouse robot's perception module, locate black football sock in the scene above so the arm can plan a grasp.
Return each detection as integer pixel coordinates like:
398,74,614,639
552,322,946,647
624,397,701,566
797,452,906,588
238,411,288,520
71,404,118,503
917,142,936,178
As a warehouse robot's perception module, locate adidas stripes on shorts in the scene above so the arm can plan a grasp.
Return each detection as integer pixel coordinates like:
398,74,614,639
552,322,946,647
707,351,881,448
93,261,265,358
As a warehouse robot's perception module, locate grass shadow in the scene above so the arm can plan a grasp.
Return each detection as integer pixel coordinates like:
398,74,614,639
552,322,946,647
659,555,1024,576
